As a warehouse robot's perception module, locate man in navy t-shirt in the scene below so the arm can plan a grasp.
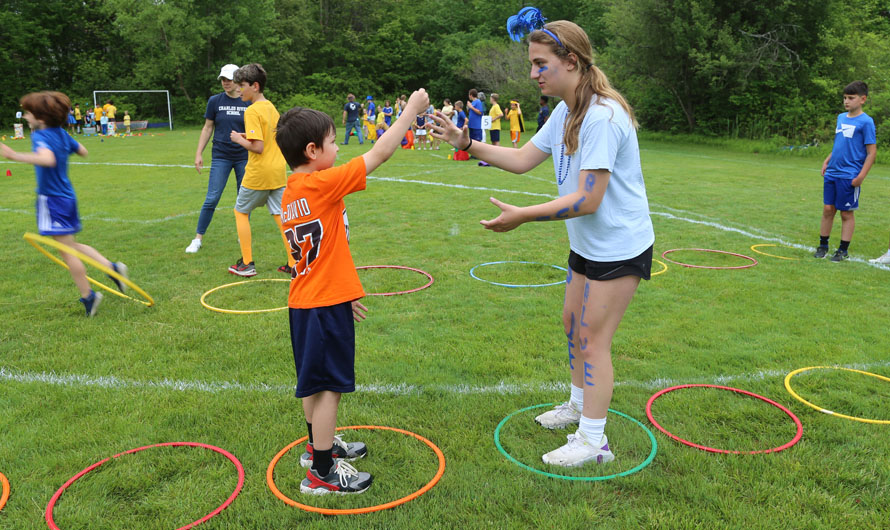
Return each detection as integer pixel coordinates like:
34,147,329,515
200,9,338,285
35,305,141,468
342,93,364,145
187,63,250,254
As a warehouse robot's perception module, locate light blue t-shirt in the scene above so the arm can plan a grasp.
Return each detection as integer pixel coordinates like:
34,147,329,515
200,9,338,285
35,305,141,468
531,99,654,261
825,112,876,180
32,127,80,199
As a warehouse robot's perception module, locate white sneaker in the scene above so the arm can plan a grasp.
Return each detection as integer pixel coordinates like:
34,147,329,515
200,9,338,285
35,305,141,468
869,251,890,264
185,238,202,253
542,430,614,467
535,402,582,429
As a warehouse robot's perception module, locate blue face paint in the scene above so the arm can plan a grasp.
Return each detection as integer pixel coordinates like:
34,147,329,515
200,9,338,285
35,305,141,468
585,173,595,192
538,65,549,74
584,362,595,386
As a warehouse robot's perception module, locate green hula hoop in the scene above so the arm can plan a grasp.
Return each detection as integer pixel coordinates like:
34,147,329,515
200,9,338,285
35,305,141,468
494,403,657,481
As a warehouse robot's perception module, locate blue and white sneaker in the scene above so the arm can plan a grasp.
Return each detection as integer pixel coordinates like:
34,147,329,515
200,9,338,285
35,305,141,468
79,291,103,317
109,262,129,292
542,430,614,467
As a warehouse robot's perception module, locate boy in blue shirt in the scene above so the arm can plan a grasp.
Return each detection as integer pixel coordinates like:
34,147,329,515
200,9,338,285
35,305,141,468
466,89,484,143
1,91,129,316
815,81,877,262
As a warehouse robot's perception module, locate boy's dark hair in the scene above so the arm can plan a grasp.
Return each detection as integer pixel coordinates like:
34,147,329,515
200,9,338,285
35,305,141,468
234,63,267,92
844,81,868,96
276,107,335,168
469,88,478,98
540,96,549,104
20,91,71,127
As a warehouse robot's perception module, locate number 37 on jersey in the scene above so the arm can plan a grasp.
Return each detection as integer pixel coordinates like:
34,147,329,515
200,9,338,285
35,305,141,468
282,208,349,278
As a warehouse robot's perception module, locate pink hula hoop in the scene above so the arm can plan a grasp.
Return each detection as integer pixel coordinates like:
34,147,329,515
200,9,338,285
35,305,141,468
646,384,803,454
357,265,434,296
661,248,758,269
46,442,245,530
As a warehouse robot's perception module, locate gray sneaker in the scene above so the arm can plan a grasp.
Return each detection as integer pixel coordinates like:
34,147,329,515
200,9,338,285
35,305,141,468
830,249,848,262
813,247,828,258
79,291,103,317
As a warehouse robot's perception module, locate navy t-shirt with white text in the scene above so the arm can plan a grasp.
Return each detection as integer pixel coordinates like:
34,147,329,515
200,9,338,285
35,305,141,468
204,92,249,160
344,101,362,122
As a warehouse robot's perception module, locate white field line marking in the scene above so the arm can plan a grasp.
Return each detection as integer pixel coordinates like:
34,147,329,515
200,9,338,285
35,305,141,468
3,361,889,397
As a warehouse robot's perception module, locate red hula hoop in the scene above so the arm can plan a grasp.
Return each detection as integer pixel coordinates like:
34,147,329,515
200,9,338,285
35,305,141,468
646,384,803,454
356,265,434,296
45,442,245,530
661,249,758,269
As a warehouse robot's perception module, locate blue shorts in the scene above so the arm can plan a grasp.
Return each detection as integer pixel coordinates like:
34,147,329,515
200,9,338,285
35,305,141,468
36,194,81,235
289,302,356,398
469,128,483,142
823,178,860,211
489,130,500,143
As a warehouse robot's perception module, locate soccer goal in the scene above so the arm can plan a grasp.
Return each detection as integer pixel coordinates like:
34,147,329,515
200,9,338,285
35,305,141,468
92,90,173,131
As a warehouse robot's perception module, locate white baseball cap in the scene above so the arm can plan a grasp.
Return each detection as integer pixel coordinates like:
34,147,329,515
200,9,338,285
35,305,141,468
218,64,239,80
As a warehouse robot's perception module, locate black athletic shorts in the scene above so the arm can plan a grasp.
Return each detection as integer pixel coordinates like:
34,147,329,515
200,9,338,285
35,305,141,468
289,301,356,398
568,245,653,281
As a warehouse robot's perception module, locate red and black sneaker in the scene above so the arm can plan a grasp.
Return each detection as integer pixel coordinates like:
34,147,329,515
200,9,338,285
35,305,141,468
300,435,368,467
278,264,293,275
300,461,372,495
228,258,256,277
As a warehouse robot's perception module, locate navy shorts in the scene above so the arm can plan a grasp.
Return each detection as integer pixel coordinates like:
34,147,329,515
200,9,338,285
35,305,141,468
823,177,860,211
469,128,483,141
490,130,500,143
568,245,653,282
289,302,356,398
36,194,81,236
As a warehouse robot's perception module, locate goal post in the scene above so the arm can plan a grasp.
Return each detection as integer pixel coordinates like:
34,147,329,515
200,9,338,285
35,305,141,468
92,90,173,130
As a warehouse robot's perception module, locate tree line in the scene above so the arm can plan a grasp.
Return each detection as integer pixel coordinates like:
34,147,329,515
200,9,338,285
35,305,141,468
3,0,888,144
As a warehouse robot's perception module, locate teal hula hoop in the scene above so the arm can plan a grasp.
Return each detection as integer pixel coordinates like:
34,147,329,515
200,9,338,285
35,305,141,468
470,261,567,288
494,403,657,481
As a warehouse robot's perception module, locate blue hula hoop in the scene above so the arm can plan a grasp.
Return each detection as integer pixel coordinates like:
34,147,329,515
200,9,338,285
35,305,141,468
470,261,567,288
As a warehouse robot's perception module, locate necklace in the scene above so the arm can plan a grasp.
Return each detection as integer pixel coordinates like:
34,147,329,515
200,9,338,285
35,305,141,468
557,118,572,185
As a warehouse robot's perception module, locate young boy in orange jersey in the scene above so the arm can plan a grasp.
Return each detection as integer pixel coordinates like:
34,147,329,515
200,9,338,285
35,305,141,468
276,88,429,495
227,63,295,276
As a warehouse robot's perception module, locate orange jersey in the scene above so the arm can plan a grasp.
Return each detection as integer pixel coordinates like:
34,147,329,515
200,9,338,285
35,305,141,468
282,156,367,308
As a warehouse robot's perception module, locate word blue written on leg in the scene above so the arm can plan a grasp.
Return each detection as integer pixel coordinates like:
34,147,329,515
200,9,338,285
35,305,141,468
567,312,576,369
584,361,595,387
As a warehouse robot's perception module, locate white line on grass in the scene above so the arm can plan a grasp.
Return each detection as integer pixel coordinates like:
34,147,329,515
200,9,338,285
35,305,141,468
3,361,888,396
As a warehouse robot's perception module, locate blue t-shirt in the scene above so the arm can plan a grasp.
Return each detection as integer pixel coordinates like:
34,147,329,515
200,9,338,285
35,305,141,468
531,99,654,261
468,99,484,129
382,106,393,125
366,101,376,119
204,92,249,160
825,112,876,180
344,101,361,122
32,128,80,199
456,111,466,129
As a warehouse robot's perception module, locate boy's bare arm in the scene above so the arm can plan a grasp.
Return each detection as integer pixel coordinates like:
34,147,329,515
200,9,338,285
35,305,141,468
852,144,877,187
1,145,56,167
821,153,831,177
363,89,429,174
230,131,263,154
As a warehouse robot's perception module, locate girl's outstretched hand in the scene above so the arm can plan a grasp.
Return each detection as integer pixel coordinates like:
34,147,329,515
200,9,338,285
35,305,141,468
426,110,468,149
480,197,525,232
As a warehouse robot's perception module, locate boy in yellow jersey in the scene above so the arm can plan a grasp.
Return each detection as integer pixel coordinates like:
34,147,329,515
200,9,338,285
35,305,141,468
227,63,295,276
93,104,103,133
488,94,504,146
123,111,131,134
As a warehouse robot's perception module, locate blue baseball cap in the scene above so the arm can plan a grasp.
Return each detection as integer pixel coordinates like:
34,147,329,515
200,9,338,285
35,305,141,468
366,96,374,100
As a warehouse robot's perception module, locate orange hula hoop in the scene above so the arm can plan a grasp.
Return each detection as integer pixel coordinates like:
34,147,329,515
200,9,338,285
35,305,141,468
266,425,446,515
0,471,9,512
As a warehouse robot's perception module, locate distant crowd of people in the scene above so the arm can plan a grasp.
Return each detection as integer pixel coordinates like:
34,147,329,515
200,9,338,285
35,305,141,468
65,100,132,136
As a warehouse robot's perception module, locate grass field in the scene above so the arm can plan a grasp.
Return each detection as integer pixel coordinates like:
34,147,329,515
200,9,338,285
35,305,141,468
1,127,889,529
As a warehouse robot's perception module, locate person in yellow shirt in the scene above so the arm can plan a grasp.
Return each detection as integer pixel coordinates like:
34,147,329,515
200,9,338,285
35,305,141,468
488,93,504,146
227,63,294,277
123,111,131,134
93,104,103,134
74,103,83,134
505,100,525,148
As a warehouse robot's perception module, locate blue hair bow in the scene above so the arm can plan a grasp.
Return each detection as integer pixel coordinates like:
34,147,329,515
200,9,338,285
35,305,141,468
506,6,562,47
506,7,546,42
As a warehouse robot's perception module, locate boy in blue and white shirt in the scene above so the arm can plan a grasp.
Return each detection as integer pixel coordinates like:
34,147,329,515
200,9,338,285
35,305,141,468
815,81,876,262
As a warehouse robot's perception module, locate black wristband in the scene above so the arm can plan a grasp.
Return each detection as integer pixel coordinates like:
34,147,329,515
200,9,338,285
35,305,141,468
462,137,473,151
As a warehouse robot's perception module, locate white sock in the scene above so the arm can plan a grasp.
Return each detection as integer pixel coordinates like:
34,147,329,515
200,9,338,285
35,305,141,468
570,384,584,411
579,416,606,446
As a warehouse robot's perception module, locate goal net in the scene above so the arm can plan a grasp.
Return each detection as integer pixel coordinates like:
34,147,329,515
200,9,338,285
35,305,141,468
92,90,173,131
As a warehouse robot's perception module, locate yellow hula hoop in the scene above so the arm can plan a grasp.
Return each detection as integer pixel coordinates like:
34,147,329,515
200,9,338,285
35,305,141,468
23,232,154,307
0,471,9,512
200,278,290,314
784,366,890,424
651,258,668,277
750,244,800,261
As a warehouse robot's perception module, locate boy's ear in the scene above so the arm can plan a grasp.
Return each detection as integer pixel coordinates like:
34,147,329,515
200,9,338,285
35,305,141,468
304,142,318,161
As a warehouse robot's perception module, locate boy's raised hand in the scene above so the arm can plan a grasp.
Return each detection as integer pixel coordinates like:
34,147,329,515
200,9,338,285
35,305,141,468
405,89,430,116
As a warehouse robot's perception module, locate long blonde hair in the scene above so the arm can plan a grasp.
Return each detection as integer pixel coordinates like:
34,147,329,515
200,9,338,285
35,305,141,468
529,21,636,155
